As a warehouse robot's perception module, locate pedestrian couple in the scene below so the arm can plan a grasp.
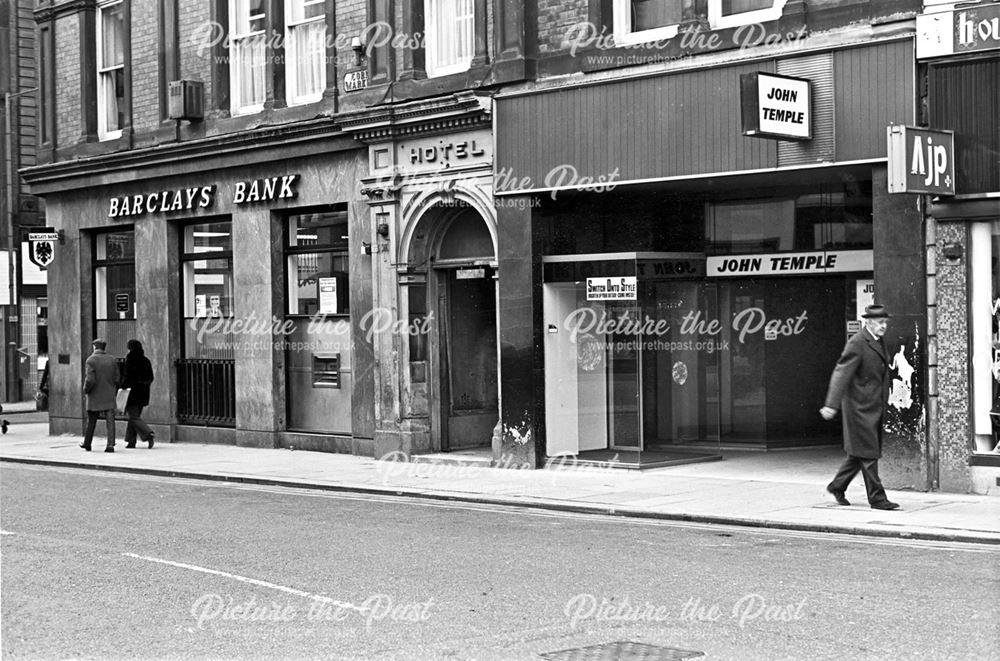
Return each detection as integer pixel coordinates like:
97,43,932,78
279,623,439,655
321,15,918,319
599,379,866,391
81,338,155,452
820,304,900,511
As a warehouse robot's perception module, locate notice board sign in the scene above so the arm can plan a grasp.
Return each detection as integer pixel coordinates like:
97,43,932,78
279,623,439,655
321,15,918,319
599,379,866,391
586,277,637,300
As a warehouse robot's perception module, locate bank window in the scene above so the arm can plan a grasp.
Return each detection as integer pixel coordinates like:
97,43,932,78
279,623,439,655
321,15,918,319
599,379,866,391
613,0,681,46
286,210,349,316
285,0,326,105
97,0,125,140
425,0,474,77
94,230,135,355
182,222,234,358
230,0,267,115
708,0,787,30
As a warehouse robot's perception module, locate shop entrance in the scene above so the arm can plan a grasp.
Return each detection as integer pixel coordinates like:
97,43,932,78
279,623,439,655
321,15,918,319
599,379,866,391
542,254,722,467
543,253,859,463
410,206,498,452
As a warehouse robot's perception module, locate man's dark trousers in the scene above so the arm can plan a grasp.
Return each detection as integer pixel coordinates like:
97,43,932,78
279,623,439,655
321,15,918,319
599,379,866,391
828,455,888,504
82,409,115,449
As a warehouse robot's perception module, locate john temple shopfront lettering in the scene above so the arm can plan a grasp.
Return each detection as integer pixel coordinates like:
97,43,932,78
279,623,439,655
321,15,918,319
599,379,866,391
107,175,300,218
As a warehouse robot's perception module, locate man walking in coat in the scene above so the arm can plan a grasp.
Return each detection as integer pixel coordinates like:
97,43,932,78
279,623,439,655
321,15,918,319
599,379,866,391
820,304,900,511
81,338,119,453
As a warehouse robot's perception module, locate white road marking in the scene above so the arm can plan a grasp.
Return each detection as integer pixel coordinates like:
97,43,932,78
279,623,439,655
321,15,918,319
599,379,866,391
0,530,15,535
121,552,368,612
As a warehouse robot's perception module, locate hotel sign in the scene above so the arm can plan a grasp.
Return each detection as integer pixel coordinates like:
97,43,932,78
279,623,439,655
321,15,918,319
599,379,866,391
708,250,873,277
740,72,811,141
917,3,1000,58
887,126,956,196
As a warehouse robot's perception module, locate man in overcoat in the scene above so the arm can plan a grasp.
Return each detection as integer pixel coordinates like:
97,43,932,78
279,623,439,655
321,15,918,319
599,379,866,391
820,304,900,510
81,338,119,452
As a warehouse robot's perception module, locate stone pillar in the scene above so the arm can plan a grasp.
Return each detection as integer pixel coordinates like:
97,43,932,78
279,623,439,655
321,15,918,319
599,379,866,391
232,209,284,448
133,218,180,440
872,165,929,490
933,220,972,491
47,201,86,436
495,196,541,468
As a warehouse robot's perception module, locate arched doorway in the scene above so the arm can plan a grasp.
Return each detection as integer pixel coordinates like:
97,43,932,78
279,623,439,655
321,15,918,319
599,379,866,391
407,205,498,451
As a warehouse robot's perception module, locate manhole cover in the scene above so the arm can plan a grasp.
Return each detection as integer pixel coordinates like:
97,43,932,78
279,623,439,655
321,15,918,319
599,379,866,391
540,641,704,661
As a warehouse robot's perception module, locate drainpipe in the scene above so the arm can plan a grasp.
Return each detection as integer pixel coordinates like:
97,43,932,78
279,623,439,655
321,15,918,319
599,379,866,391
924,195,940,492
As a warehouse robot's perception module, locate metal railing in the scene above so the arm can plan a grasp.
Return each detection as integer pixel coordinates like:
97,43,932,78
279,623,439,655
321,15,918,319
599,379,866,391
176,358,235,426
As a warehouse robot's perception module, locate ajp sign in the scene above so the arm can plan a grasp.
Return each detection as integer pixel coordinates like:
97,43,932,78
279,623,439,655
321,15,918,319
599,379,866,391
887,125,956,196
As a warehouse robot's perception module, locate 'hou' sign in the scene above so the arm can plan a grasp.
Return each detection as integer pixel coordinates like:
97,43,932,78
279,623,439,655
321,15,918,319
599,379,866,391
740,72,812,141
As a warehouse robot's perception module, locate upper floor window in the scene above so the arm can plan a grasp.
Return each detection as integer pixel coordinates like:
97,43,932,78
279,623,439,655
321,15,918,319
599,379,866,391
613,0,681,46
229,0,267,115
97,0,125,140
708,0,787,30
425,0,474,77
285,0,327,105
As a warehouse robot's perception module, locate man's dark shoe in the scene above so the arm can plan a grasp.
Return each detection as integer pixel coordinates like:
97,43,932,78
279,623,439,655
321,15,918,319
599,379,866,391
125,443,136,448
79,443,91,451
870,500,900,510
104,447,114,453
147,432,155,449
1,420,8,434
826,486,850,506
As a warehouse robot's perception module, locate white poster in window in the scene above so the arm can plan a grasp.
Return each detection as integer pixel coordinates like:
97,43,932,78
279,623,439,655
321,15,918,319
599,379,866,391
195,294,207,318
318,277,338,314
856,279,874,320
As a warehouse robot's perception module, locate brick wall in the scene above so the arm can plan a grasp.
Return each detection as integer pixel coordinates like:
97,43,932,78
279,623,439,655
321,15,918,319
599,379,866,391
179,0,215,112
54,12,81,145
935,220,972,491
336,0,368,94
130,0,160,132
537,0,588,55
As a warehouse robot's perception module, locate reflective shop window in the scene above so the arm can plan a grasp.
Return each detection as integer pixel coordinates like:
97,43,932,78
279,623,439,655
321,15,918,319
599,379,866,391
706,183,873,254
182,222,234,359
94,230,135,356
974,219,1000,454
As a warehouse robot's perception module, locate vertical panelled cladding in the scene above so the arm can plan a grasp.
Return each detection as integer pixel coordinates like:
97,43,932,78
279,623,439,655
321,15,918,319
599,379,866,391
130,0,160,132
537,0,587,55
777,53,834,166
178,0,214,108
496,62,779,188
54,12,82,143
833,40,914,162
930,58,1000,195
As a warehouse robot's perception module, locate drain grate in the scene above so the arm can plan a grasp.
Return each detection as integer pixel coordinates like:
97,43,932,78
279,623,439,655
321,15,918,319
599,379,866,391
540,641,704,661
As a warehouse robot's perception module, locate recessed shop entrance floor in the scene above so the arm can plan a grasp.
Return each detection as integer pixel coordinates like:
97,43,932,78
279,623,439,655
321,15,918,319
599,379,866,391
564,449,722,470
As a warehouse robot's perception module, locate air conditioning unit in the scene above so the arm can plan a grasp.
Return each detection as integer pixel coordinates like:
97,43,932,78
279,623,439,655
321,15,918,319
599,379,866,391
168,80,204,121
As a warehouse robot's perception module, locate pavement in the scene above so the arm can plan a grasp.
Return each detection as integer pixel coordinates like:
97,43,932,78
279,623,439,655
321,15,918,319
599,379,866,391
1,418,998,545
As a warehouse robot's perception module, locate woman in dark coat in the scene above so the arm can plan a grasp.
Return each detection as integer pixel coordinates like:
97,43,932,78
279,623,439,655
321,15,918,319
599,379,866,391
122,339,155,448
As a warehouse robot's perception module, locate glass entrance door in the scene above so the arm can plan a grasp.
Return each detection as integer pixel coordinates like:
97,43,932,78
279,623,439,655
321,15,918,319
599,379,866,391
542,254,721,464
